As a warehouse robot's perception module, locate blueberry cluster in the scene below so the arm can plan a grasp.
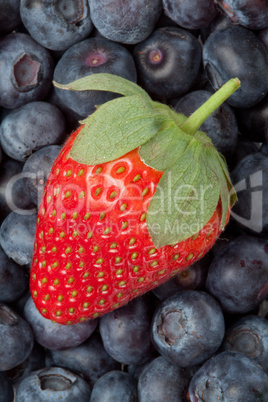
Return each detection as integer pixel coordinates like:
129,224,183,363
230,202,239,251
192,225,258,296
0,1,268,401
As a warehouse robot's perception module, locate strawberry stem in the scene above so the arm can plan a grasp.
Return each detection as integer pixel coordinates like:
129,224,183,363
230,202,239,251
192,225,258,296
180,78,241,136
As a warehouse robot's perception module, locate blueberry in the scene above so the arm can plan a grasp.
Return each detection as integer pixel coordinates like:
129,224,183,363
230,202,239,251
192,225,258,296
151,290,225,367
174,255,211,292
162,0,217,30
0,33,54,109
127,360,154,382
138,355,195,402
155,10,184,29
200,12,233,43
155,11,201,40
53,36,137,118
0,245,29,303
0,211,36,266
222,315,268,372
0,0,21,33
189,351,268,401
232,136,259,166
133,27,202,100
203,25,268,108
48,87,82,131
231,151,268,236
152,254,211,301
23,296,98,350
174,89,238,157
215,0,268,30
6,342,46,387
0,106,11,122
0,372,14,402
210,223,241,257
0,304,34,371
99,295,156,365
0,158,35,223
9,291,31,318
151,278,184,302
258,26,268,51
235,93,268,143
259,299,268,320
15,366,92,402
89,0,162,45
20,0,93,51
206,235,268,314
0,101,66,162
90,370,137,402
22,145,62,206
261,143,268,155
46,332,120,384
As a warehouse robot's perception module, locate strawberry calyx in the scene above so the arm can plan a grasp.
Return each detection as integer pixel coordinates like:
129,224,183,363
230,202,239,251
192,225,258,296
53,74,240,248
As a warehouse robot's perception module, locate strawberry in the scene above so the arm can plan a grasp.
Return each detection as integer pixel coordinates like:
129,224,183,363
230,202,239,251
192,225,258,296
30,74,240,324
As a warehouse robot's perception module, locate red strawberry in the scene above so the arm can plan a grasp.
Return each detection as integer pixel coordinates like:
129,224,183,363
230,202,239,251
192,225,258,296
30,74,240,324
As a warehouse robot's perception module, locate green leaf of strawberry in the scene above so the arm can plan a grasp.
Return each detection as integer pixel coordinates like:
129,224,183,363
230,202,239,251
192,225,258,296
138,115,190,172
30,74,240,324
146,138,221,247
69,95,176,165
53,72,150,99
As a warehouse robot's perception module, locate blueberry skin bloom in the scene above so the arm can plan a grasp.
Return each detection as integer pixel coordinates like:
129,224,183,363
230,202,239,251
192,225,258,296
0,33,54,109
222,315,268,372
89,0,162,45
20,0,93,51
133,27,202,100
189,351,268,401
53,37,137,118
151,290,225,367
0,304,34,371
203,25,268,109
16,367,92,402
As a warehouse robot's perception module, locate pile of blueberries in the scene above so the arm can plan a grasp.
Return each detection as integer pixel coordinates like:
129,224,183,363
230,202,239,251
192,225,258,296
0,0,268,401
